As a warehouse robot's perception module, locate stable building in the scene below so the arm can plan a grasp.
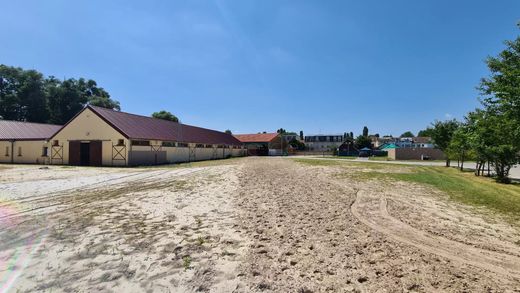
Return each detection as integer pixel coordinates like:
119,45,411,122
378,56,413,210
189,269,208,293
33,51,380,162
0,120,62,164
233,133,281,156
47,105,245,166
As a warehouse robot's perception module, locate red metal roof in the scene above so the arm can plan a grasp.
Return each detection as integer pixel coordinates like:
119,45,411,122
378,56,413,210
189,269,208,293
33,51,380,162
85,106,242,145
0,120,61,141
234,133,280,143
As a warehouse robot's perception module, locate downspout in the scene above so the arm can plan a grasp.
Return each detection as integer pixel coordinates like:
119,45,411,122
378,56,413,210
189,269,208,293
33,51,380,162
10,140,14,163
128,140,132,166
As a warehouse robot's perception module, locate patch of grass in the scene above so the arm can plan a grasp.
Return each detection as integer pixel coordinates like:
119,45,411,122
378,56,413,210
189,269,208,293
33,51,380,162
369,156,393,161
295,158,411,171
293,158,343,166
182,255,192,271
196,236,205,246
139,157,245,169
360,166,520,222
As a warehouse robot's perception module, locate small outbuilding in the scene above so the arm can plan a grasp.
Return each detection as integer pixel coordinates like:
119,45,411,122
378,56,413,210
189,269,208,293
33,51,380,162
233,133,281,156
338,141,359,157
0,120,62,164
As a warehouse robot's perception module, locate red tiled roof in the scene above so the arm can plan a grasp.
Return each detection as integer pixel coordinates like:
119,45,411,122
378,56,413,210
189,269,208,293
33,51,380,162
233,133,279,143
0,120,62,141
80,105,242,145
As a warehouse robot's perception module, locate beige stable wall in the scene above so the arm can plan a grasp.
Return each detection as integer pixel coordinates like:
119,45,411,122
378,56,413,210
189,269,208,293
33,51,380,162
0,141,12,163
0,140,50,164
165,147,190,163
193,148,214,161
51,108,129,166
231,148,245,157
131,143,243,165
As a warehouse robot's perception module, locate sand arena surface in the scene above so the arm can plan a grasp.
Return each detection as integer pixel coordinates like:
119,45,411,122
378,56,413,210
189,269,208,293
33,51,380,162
0,158,519,292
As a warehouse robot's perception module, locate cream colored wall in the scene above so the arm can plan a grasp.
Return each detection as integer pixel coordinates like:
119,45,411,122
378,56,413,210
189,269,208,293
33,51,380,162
144,144,243,164
0,141,12,163
0,140,50,164
51,108,129,166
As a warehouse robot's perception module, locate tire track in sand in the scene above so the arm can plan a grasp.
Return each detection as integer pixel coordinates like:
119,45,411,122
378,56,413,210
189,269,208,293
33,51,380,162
351,189,520,280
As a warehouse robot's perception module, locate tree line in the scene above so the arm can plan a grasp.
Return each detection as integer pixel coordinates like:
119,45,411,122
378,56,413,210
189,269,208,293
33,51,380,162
0,64,184,126
0,65,121,124
419,24,520,184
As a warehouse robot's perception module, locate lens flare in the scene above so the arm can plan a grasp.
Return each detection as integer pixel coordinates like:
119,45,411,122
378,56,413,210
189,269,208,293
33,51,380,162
0,201,47,293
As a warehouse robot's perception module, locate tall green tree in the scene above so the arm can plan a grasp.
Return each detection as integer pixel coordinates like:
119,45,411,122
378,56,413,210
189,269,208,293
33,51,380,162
430,119,459,167
152,110,179,122
0,65,121,124
400,131,414,138
362,126,368,137
447,124,472,171
355,135,372,149
475,24,520,182
417,127,435,137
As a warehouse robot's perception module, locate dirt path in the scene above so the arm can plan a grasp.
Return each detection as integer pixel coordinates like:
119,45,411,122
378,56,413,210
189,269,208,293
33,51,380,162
236,158,520,292
351,190,520,280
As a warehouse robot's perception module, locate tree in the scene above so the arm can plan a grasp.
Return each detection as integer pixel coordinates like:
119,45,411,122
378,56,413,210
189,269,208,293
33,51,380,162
349,132,354,139
0,66,47,122
225,129,232,134
299,130,304,140
277,128,286,134
362,126,369,137
418,127,435,137
152,110,179,122
400,131,414,138
447,125,472,171
475,24,520,183
430,119,459,167
355,135,372,149
289,138,305,150
0,65,121,124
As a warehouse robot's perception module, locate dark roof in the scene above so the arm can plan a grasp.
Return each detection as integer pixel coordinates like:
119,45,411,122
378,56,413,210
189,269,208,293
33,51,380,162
0,120,62,141
234,133,280,143
413,137,432,144
54,105,242,145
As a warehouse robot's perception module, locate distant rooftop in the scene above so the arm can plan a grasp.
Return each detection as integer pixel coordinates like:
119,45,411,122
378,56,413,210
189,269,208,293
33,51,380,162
234,133,279,143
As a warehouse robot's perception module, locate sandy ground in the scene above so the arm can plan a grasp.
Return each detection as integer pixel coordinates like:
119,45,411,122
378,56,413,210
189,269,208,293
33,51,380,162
1,164,247,292
1,158,520,292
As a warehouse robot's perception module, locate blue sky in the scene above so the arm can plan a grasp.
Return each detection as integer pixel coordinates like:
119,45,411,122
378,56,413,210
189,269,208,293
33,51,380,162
1,1,519,136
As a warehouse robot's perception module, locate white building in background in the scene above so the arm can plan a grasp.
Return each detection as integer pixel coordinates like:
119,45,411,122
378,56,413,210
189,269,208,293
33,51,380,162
304,134,343,151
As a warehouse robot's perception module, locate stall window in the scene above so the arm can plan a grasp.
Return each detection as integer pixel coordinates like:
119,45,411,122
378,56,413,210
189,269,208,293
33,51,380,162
5,146,9,157
42,147,49,157
162,141,176,147
17,146,22,156
117,139,125,146
131,140,150,146
195,144,204,148
53,140,59,146
177,143,188,148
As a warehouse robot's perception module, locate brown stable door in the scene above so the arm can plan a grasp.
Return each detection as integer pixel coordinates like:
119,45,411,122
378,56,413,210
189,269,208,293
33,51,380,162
69,141,81,165
68,141,102,166
89,141,102,166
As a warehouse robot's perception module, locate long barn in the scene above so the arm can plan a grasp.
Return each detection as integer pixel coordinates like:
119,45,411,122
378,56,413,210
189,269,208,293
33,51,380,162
0,105,245,166
0,120,62,164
